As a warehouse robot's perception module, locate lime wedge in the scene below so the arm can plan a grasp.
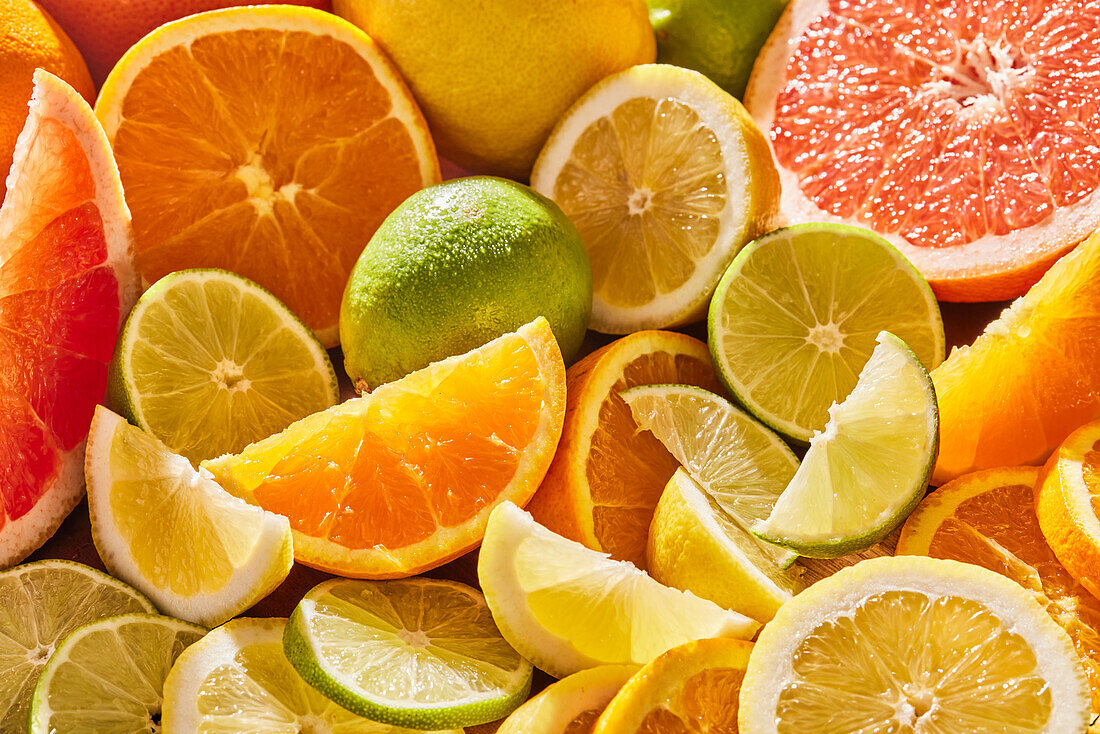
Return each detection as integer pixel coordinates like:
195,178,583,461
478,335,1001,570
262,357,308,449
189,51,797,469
29,613,204,734
621,383,799,568
754,332,938,558
284,578,532,729
708,223,943,442
86,405,293,627
0,560,154,731
109,268,339,464
162,617,460,734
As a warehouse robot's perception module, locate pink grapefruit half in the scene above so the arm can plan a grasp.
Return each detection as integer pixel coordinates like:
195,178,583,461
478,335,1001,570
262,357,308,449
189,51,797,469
746,0,1100,301
0,71,138,567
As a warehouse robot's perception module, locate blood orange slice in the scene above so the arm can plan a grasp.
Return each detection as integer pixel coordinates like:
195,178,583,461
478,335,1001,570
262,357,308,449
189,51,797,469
0,71,137,567
746,0,1100,301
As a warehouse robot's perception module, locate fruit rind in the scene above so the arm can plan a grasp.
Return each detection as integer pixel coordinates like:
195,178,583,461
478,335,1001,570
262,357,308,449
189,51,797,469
496,664,638,734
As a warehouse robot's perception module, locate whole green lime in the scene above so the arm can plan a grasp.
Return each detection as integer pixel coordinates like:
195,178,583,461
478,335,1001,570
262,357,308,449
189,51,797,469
648,0,787,98
340,177,593,389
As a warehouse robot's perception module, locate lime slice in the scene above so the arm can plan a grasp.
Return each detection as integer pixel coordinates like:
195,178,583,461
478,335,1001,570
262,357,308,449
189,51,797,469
477,501,758,679
109,268,339,464
284,578,532,729
0,560,154,731
708,223,944,442
754,332,938,558
29,613,204,734
162,617,461,734
86,405,293,627
620,383,799,568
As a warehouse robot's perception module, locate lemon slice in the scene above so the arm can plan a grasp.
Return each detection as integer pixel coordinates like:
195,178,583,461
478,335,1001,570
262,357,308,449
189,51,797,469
477,501,758,679
738,556,1091,733
0,561,154,731
85,405,293,627
754,332,938,558
530,63,778,333
162,617,460,734
29,613,204,734
496,665,638,734
284,578,532,729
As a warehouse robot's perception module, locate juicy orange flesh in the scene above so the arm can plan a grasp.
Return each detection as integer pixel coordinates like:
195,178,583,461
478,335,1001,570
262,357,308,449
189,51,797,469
109,28,428,333
771,0,1100,249
637,667,743,733
588,349,724,566
0,117,120,526
776,591,1052,732
552,96,727,307
230,333,544,549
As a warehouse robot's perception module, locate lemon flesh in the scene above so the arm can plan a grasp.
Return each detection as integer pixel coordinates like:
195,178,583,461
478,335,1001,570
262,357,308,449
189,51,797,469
497,665,638,734
284,578,532,729
110,268,338,464
708,223,944,442
0,561,154,731
754,333,937,558
29,613,204,734
86,405,293,627
477,501,758,679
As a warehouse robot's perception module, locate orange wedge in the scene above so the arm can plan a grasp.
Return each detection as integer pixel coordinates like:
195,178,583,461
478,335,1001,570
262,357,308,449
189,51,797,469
94,6,439,345
931,231,1100,485
525,330,724,567
202,318,565,578
897,466,1100,708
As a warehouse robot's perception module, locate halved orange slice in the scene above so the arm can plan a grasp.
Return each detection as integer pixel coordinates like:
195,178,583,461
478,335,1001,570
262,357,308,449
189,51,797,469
203,318,565,578
94,5,440,345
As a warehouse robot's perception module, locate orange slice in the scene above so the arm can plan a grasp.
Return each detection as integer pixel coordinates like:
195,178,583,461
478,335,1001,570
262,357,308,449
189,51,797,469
94,5,440,346
202,318,565,578
931,231,1100,485
525,330,725,567
898,466,1100,709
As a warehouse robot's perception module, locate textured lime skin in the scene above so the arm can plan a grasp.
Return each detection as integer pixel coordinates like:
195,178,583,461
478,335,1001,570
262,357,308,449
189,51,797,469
648,0,787,98
340,176,592,389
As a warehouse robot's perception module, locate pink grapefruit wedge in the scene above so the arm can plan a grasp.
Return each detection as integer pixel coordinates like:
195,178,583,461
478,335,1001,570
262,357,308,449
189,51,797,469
0,70,137,567
746,0,1100,302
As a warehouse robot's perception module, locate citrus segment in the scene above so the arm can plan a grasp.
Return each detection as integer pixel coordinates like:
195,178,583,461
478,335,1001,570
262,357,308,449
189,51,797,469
931,231,1100,484
204,318,565,578
898,465,1100,709
532,63,778,332
745,0,1100,301
496,665,638,734
0,70,137,567
95,5,439,344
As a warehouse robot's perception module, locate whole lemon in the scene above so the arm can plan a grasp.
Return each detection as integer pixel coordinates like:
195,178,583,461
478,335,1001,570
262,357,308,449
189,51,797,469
340,177,593,390
334,0,655,180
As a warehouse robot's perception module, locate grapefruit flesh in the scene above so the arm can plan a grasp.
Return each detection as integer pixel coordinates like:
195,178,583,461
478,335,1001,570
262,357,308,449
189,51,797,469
746,0,1100,301
0,71,136,567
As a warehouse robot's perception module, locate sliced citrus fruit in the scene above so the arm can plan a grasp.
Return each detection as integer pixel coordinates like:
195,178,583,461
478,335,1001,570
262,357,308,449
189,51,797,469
0,70,138,568
109,268,338,464
478,501,758,679
898,465,1100,709
592,637,752,733
496,665,638,734
746,0,1100,302
203,317,565,578
649,469,802,623
755,332,938,558
29,613,204,734
739,556,1091,733
932,231,1100,485
530,63,778,333
0,560,154,731
162,617,455,733
94,5,440,345
85,405,293,627
708,223,944,442
284,578,531,729
526,330,724,568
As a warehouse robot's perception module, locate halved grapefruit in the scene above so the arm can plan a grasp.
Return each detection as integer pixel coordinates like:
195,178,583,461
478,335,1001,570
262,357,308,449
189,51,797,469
746,0,1100,301
0,71,137,567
